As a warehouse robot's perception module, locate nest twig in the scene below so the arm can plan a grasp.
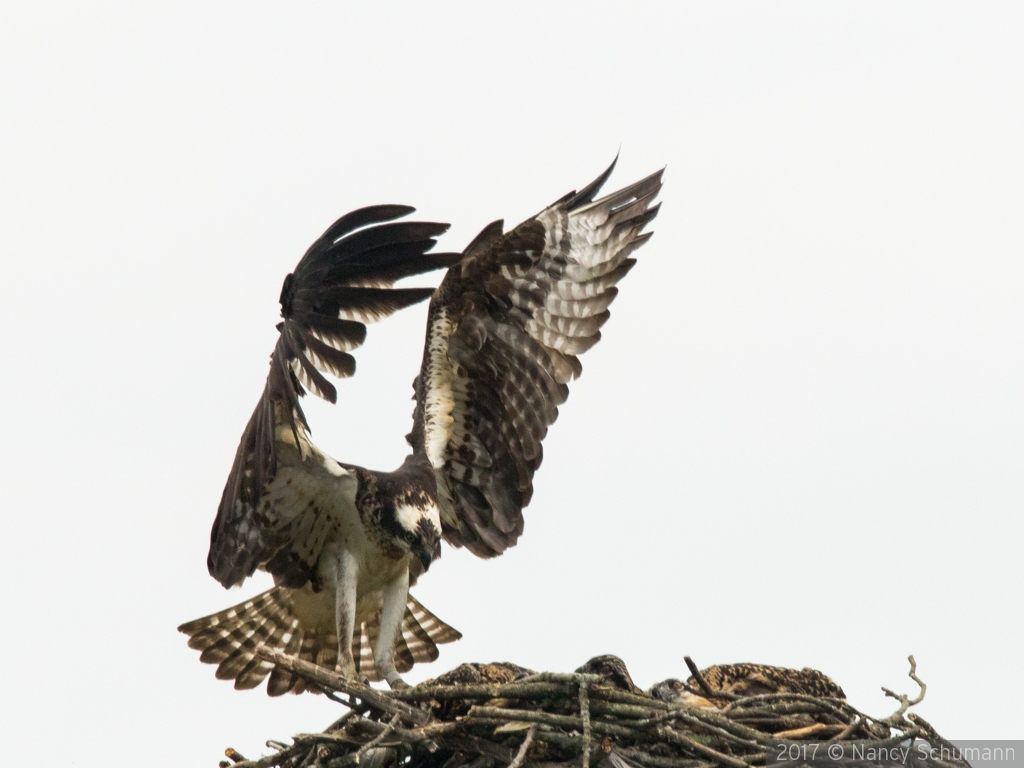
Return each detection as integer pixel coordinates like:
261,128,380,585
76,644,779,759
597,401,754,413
220,652,963,768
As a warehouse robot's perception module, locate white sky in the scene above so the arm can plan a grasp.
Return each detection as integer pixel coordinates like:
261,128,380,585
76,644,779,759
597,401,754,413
1,2,1022,764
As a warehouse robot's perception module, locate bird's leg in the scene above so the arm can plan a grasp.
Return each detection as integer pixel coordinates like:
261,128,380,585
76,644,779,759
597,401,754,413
374,567,410,689
332,549,359,681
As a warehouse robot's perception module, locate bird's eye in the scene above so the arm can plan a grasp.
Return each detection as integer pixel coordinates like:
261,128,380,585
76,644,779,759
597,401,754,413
673,681,682,690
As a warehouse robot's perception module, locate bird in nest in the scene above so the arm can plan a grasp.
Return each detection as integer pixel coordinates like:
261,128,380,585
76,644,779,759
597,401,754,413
650,662,846,707
179,158,663,693
578,655,845,709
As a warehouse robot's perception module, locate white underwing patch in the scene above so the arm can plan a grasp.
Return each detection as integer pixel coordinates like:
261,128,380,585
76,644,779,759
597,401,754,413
423,308,455,470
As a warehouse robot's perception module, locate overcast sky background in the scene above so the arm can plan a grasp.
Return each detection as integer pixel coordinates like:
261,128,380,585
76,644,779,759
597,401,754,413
2,2,1022,764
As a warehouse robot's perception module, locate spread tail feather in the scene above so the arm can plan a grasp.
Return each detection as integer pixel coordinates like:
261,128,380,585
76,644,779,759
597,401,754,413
178,586,461,695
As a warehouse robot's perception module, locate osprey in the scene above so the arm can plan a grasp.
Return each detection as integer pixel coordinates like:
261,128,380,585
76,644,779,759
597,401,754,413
179,159,663,692
650,663,847,708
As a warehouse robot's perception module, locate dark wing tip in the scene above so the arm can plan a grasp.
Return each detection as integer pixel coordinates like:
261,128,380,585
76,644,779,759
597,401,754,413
176,618,198,634
428,251,467,269
279,273,296,318
463,219,505,258
564,152,620,210
318,204,417,245
300,204,421,266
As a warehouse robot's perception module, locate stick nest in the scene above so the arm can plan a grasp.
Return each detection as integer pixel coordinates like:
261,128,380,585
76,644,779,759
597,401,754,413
218,649,963,768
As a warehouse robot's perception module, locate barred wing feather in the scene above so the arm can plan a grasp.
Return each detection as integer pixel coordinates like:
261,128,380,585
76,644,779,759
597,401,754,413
414,162,663,557
208,206,460,588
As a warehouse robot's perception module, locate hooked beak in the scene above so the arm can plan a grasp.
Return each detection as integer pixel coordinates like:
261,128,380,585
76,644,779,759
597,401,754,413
411,541,433,572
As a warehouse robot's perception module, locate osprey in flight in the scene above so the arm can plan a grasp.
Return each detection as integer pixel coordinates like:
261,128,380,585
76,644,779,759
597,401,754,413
179,159,663,692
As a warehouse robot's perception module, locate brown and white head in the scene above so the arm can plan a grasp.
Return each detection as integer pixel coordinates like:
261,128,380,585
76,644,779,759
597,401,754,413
382,496,442,571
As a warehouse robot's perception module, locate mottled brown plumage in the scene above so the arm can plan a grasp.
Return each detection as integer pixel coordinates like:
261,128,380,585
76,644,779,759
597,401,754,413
698,663,845,699
577,655,642,694
428,661,536,686
650,663,846,708
423,662,536,719
411,159,663,557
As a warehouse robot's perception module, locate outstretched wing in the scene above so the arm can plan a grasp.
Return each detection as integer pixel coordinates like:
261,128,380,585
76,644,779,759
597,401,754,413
208,206,461,588
411,161,663,557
